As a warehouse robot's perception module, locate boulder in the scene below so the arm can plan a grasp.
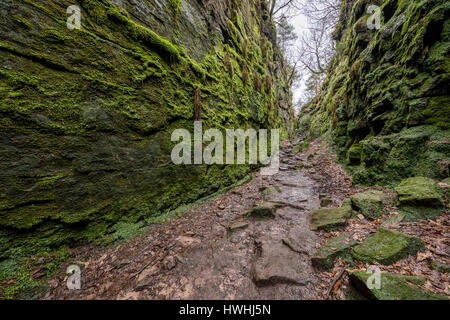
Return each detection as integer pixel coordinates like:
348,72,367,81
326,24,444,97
352,228,424,265
395,177,444,207
350,190,385,219
320,198,333,207
261,186,281,197
309,206,352,231
312,232,358,270
252,242,308,286
349,271,448,300
395,177,445,220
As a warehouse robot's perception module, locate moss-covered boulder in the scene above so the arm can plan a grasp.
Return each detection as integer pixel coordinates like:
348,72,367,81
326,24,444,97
350,190,386,219
394,177,446,220
352,228,424,265
395,177,444,207
312,232,358,270
309,205,352,231
349,271,448,300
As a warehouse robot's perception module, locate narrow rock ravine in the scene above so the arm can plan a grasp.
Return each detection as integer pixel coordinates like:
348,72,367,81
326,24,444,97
43,135,356,300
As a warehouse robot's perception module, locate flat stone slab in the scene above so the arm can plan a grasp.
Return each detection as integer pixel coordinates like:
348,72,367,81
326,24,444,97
351,228,424,265
251,242,308,286
349,271,447,300
350,190,385,219
394,177,446,220
309,206,352,231
395,177,444,207
312,232,358,270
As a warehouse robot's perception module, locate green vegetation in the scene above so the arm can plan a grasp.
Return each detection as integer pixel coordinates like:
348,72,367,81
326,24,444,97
0,247,73,300
309,205,352,231
297,0,450,187
0,0,294,267
312,232,357,270
351,228,424,265
350,190,386,219
349,271,448,300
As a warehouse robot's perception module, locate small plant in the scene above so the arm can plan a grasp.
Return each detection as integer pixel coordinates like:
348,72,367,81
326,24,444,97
242,62,248,85
224,52,233,78
253,71,262,92
265,75,272,92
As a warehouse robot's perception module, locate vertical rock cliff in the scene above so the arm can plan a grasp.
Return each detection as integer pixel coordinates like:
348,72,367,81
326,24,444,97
0,0,294,257
298,0,449,186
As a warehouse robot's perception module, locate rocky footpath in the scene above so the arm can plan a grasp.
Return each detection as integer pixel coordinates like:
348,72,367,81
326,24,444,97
1,135,444,300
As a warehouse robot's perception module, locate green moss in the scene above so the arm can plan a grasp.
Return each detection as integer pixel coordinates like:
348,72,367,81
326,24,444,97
349,271,448,300
350,190,386,219
261,186,281,196
291,141,310,154
309,206,352,231
421,96,450,130
297,0,450,187
312,232,358,270
395,177,444,207
352,228,424,265
346,144,361,165
0,247,72,300
106,7,180,62
107,221,145,244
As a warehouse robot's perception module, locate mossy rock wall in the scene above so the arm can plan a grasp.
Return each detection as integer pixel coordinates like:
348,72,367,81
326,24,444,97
298,0,450,186
0,0,295,258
